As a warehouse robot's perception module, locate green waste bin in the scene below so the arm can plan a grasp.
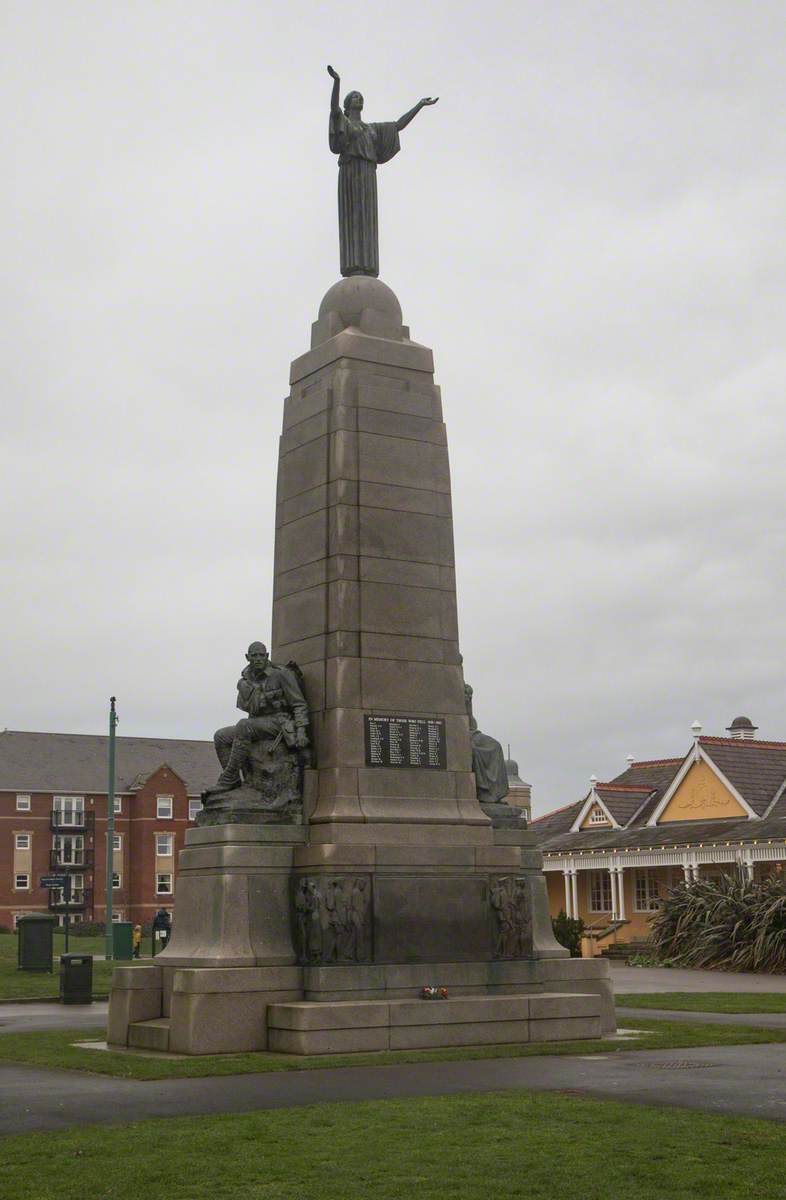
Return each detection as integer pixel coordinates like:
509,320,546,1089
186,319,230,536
17,914,57,972
112,921,134,961
60,953,93,1004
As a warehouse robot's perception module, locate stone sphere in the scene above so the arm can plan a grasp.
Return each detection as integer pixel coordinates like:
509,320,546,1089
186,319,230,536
318,276,403,326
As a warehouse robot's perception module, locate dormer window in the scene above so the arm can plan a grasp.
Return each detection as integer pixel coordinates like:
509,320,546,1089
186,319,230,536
587,804,610,826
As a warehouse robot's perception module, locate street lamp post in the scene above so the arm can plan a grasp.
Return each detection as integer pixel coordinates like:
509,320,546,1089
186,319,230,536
105,696,118,960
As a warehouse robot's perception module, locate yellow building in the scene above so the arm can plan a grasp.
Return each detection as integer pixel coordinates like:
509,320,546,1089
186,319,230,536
531,717,786,943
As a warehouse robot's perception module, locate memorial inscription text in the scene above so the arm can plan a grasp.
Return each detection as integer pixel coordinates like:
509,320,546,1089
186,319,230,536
364,715,446,769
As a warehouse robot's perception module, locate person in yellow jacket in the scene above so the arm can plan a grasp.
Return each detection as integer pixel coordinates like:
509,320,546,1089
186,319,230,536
132,925,142,959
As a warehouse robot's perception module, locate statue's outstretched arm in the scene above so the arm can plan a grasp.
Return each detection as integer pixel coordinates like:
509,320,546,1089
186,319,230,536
396,96,439,132
327,64,341,115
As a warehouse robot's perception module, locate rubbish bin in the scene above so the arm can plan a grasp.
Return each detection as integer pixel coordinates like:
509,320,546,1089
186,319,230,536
60,953,93,1004
17,914,57,972
112,921,134,961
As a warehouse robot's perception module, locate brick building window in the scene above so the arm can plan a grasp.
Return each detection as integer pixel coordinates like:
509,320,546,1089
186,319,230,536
114,797,122,814
634,870,661,912
15,834,30,850
588,871,612,913
14,874,30,890
52,875,84,905
112,834,122,851
188,798,202,822
52,835,84,866
156,834,174,856
156,873,173,895
16,795,31,811
112,873,121,889
112,911,123,922
53,796,84,826
157,796,173,819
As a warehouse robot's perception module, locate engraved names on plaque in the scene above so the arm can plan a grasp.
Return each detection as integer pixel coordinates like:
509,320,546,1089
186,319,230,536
364,715,447,770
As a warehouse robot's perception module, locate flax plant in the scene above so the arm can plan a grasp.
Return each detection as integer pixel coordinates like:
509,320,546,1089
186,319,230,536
650,869,786,973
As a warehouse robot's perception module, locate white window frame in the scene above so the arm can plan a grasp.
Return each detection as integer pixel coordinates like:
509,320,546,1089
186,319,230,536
156,795,173,819
188,797,202,822
14,834,31,850
112,872,122,890
16,795,31,811
634,869,661,913
52,874,84,905
156,833,174,857
156,872,173,895
587,805,611,826
53,796,85,826
588,870,613,913
112,911,123,922
14,874,30,891
52,834,85,866
114,796,122,814
112,834,122,851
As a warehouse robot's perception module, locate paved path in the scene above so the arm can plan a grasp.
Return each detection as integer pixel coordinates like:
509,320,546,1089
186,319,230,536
0,1003,108,1035
609,963,786,993
617,1006,786,1030
3,1041,786,1135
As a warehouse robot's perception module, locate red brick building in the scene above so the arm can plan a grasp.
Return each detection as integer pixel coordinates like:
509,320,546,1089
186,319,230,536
0,731,217,929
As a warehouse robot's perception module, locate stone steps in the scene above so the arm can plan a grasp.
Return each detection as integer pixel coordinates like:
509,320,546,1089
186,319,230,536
128,1017,170,1052
267,991,602,1055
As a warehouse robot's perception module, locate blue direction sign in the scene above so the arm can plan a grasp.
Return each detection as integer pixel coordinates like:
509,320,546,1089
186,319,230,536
40,875,68,889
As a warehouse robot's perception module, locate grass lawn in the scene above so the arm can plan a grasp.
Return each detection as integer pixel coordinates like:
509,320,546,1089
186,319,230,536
1,1018,785,1080
0,933,148,1000
617,992,786,1014
3,1090,786,1200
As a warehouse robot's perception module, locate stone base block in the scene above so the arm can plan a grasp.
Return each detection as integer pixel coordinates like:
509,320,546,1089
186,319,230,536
267,991,601,1055
107,964,163,1047
298,957,615,1031
156,823,305,968
128,1018,170,1052
168,965,303,1055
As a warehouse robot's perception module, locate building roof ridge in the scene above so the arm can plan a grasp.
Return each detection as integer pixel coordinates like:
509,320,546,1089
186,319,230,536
596,783,652,792
627,757,684,767
700,736,786,750
1,728,211,745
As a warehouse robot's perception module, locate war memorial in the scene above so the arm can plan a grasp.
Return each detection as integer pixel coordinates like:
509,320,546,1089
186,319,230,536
108,67,613,1056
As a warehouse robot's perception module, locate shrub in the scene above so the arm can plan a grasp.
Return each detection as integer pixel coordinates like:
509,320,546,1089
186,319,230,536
649,870,786,973
68,921,105,937
552,909,585,957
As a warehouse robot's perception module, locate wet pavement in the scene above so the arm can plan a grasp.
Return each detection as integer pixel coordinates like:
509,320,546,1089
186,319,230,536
2,1040,786,1135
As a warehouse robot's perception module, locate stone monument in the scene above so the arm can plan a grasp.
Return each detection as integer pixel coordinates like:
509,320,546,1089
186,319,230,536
108,68,613,1055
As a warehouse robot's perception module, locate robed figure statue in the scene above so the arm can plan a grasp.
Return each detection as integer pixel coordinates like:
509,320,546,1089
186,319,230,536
327,65,438,278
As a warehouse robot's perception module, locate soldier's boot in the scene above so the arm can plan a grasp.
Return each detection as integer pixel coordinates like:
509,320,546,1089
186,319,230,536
205,737,248,796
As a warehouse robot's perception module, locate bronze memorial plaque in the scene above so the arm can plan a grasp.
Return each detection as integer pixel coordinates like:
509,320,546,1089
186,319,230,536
364,715,447,769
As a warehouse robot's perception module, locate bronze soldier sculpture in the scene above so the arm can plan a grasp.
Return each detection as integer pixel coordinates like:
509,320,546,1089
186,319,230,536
327,64,438,278
204,642,310,808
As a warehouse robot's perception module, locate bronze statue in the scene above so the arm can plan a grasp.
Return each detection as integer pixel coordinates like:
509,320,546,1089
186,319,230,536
202,642,310,815
464,680,510,806
327,65,438,278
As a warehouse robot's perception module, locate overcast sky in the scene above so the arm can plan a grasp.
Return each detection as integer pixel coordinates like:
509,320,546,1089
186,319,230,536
2,2,785,816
